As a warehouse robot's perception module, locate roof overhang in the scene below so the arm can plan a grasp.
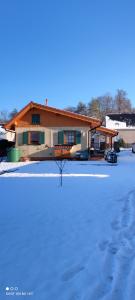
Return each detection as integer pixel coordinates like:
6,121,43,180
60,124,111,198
96,126,118,137
4,101,102,130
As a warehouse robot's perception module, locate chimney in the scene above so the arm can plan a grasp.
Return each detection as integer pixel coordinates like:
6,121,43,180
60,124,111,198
45,98,48,106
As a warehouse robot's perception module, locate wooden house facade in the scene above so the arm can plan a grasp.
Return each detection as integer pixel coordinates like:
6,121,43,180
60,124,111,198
4,101,117,160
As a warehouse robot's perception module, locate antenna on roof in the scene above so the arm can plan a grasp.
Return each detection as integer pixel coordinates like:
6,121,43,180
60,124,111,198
45,98,48,106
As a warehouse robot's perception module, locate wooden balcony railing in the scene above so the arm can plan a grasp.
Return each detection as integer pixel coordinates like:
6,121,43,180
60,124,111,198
54,144,73,157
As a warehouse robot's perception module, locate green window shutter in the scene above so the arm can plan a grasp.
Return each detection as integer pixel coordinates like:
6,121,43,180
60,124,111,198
23,131,28,144
76,131,81,144
58,131,64,144
39,132,45,144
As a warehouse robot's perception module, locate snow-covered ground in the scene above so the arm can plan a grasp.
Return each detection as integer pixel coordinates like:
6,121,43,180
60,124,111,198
0,150,135,299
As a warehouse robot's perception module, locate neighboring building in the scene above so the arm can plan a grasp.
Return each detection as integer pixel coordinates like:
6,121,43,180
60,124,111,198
4,101,117,160
0,124,15,156
0,125,15,142
106,114,135,145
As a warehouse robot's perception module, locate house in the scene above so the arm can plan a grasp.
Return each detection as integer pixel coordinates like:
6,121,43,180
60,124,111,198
106,114,135,145
3,101,117,160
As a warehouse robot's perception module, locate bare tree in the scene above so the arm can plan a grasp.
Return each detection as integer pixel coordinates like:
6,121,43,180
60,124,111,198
55,159,66,187
8,108,18,120
114,89,132,113
64,89,133,120
0,110,8,122
87,98,102,119
0,108,18,122
100,94,114,115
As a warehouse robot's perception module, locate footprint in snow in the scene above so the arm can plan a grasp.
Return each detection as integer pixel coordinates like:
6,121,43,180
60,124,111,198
98,240,108,251
61,265,85,282
108,242,118,255
111,220,120,231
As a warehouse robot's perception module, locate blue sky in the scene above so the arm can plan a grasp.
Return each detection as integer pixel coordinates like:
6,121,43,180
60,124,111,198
0,0,135,111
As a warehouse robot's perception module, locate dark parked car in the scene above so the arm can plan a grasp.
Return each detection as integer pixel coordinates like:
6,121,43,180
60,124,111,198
75,150,89,160
132,143,135,153
105,150,117,163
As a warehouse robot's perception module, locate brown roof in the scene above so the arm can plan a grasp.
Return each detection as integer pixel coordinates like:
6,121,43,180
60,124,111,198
96,126,118,137
4,101,102,129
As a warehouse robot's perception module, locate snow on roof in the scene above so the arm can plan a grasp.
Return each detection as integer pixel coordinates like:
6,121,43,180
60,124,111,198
107,113,135,126
0,126,6,133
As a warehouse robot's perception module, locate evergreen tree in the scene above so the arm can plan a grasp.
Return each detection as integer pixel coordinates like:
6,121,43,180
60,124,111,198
76,101,87,115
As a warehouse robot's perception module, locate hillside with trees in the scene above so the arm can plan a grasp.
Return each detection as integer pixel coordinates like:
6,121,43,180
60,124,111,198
65,89,133,123
0,108,18,123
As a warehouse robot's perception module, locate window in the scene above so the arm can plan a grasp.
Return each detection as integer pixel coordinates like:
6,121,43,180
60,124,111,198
23,131,45,145
30,131,40,144
32,114,40,125
64,131,76,145
57,130,81,145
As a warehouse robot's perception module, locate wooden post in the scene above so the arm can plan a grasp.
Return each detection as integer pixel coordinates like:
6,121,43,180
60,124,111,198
109,136,112,149
105,136,107,149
